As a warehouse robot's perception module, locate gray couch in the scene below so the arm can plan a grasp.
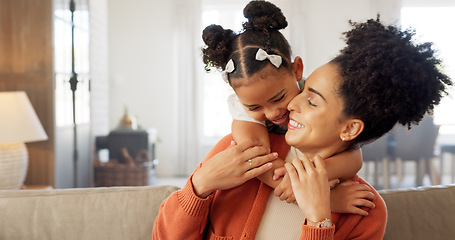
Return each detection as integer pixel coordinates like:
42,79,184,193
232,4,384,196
1,184,454,240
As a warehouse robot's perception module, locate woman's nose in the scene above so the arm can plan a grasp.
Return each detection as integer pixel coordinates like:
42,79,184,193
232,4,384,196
288,93,302,112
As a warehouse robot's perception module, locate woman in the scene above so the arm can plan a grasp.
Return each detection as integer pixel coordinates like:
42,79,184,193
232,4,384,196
153,17,451,240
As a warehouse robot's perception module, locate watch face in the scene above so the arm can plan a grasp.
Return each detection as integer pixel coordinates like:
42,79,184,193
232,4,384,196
320,220,332,228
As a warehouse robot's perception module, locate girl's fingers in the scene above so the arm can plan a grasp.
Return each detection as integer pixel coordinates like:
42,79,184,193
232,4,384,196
357,189,376,200
354,199,376,209
329,179,340,189
285,195,295,203
338,180,360,187
274,185,284,197
348,207,369,216
273,167,287,180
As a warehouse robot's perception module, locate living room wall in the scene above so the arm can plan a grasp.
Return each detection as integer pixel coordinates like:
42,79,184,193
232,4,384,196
107,0,401,178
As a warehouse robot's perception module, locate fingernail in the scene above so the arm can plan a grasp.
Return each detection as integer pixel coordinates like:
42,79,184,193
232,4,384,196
267,163,273,167
272,152,278,157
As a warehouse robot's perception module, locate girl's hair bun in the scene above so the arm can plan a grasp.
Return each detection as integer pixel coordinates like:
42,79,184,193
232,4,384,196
202,24,236,70
243,0,287,31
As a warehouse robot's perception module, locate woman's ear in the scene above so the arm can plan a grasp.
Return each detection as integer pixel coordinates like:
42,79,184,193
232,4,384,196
292,56,304,82
340,119,364,142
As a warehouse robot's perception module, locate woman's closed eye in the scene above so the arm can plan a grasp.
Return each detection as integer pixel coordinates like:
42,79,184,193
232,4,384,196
307,97,316,107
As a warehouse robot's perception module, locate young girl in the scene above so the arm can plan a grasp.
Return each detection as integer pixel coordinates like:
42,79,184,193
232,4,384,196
202,0,367,209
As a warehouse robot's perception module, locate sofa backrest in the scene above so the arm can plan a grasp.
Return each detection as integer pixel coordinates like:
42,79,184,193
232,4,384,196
0,185,179,240
2,183,455,240
379,184,455,240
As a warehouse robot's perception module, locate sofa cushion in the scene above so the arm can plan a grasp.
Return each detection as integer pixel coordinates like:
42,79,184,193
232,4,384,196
0,185,179,240
379,184,455,240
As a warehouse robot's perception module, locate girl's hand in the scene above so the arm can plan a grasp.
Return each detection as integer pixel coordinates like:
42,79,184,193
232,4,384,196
285,155,331,221
274,173,295,203
192,139,277,198
330,180,376,216
273,166,287,180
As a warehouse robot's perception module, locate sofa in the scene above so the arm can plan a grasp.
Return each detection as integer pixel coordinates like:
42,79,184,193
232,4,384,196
1,184,454,240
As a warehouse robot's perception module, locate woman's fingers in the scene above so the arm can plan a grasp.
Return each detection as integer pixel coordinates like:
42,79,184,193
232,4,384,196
312,155,327,171
243,145,272,162
291,157,306,178
285,162,299,183
248,152,278,168
245,161,273,179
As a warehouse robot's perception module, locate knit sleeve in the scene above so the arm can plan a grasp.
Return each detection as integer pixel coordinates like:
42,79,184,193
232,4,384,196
300,225,335,240
152,135,236,239
152,177,213,239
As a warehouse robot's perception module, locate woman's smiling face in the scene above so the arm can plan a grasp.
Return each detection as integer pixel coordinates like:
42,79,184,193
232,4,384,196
285,63,348,157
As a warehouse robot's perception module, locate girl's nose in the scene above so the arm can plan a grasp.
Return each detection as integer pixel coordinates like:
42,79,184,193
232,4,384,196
265,107,281,120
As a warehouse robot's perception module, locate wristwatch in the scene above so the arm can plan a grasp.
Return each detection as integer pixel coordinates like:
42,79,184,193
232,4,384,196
304,218,332,228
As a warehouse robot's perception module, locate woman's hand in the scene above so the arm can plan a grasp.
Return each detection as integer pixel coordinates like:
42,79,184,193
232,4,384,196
285,155,331,222
330,180,376,216
192,139,277,198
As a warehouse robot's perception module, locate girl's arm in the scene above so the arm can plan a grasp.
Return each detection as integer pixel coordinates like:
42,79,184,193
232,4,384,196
231,119,270,151
325,148,363,181
231,120,285,187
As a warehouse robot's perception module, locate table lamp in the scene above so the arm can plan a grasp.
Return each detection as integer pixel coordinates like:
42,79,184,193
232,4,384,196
0,91,48,189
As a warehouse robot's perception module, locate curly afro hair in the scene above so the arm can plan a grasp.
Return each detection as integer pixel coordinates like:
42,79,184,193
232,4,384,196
201,0,292,88
331,16,452,147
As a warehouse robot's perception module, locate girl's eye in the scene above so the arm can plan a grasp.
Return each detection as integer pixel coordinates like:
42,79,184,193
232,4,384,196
307,97,316,107
273,94,285,102
248,106,261,111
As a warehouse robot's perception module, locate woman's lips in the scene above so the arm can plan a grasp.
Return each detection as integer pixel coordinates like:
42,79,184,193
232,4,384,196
271,112,289,126
288,118,304,130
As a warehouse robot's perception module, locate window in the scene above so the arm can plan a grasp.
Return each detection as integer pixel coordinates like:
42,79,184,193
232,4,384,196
54,0,90,127
198,2,246,145
401,6,455,134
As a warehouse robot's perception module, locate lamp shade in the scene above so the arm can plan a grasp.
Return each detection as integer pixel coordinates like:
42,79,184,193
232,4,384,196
0,91,48,144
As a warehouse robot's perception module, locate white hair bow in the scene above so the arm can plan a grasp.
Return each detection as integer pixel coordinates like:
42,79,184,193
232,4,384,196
222,59,235,83
255,48,282,68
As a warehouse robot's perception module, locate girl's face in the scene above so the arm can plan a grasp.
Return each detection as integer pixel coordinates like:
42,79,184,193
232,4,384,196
233,62,302,126
285,63,349,157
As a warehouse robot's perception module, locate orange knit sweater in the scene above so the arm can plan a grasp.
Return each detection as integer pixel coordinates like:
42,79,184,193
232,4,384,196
152,134,387,240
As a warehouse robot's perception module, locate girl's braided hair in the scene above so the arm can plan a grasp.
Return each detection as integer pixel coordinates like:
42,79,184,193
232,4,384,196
201,0,292,88
332,16,453,147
